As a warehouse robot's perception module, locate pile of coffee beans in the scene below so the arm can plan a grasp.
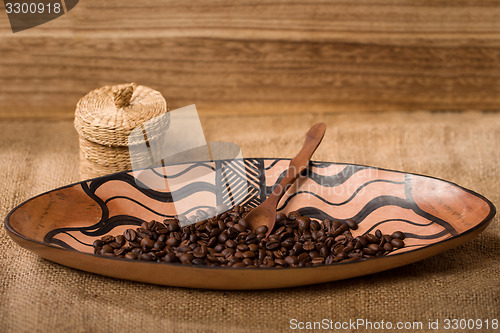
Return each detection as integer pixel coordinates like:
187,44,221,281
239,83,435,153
93,205,406,268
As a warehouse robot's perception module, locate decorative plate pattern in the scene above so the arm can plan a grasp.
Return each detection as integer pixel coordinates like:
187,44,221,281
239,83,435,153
5,159,495,289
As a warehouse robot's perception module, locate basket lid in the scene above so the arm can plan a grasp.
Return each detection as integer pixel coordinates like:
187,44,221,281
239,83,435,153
74,83,167,147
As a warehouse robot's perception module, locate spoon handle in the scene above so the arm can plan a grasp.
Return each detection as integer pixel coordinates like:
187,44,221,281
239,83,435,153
264,122,326,207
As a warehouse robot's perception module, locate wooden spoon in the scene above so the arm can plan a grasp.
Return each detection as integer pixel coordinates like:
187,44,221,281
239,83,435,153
245,122,326,235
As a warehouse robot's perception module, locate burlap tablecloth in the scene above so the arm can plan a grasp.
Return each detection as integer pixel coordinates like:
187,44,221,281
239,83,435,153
1,111,498,332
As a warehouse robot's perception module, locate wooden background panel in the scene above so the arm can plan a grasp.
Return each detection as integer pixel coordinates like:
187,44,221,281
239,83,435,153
0,0,499,118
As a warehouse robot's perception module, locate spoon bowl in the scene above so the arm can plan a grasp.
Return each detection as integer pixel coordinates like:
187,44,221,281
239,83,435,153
245,122,326,234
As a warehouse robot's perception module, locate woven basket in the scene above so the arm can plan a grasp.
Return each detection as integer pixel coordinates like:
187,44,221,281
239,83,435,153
74,83,168,180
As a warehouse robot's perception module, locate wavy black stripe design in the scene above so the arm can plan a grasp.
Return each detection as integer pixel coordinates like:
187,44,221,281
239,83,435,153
150,162,215,179
362,218,435,235
288,196,418,224
349,195,417,222
59,231,93,247
104,196,174,217
403,230,452,240
266,165,369,196
93,173,218,203
81,215,146,236
89,173,173,202
49,238,74,250
276,179,405,211
296,207,453,240
46,215,147,246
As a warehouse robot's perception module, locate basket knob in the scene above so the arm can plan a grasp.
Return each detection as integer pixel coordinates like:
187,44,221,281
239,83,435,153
113,83,136,108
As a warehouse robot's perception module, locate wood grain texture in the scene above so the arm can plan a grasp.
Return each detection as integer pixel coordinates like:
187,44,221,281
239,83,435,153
0,0,499,118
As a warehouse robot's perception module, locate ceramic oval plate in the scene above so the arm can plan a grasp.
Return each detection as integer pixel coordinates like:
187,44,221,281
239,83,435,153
5,159,495,289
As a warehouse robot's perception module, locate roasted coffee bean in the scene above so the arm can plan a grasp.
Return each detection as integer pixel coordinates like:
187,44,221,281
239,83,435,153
321,219,332,232
355,236,368,247
274,258,286,266
254,225,268,235
297,216,311,231
214,244,225,253
281,239,294,250
242,258,253,266
148,221,160,231
287,211,300,220
114,247,126,256
210,228,222,238
93,240,104,248
275,213,287,225
366,234,379,244
263,239,279,251
303,241,315,251
345,219,358,230
101,235,115,243
179,253,194,263
343,242,354,253
333,254,344,262
153,241,166,251
166,237,179,247
123,229,137,242
232,262,246,268
284,256,298,266
309,251,320,259
93,207,406,267
225,239,236,249
226,227,238,238
124,252,138,260
344,256,361,263
319,246,329,258
139,253,153,261
310,220,321,231
243,251,255,258
207,237,217,248
234,223,246,233
331,219,342,231
237,244,249,252
362,247,376,255
141,238,155,249
391,238,405,248
166,220,180,232
156,224,168,234
391,231,406,240
332,224,347,237
221,248,235,258
189,234,198,243
312,257,325,265
333,244,345,255
101,244,113,253
289,243,303,256
218,232,228,243
191,258,206,265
